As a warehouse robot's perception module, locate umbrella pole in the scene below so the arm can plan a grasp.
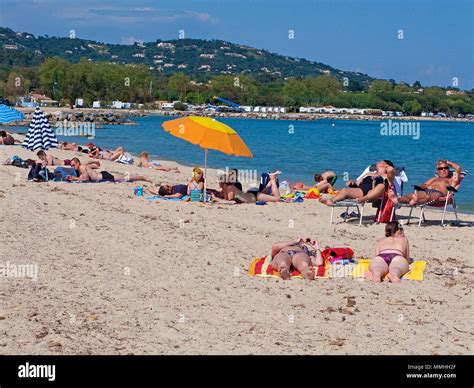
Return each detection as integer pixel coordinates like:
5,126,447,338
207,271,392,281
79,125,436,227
203,148,208,202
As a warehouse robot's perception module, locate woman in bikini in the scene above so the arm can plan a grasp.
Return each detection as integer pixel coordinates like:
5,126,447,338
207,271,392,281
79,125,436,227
187,167,205,195
365,221,410,284
271,238,324,280
138,151,180,172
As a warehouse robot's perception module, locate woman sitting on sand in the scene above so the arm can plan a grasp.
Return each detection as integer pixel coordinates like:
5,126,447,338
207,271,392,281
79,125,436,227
271,238,324,280
137,151,179,172
365,221,410,284
0,130,16,145
187,167,204,195
211,171,282,203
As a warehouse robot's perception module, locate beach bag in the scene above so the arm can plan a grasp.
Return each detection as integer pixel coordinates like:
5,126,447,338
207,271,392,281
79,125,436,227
322,247,354,263
53,166,77,181
28,164,53,181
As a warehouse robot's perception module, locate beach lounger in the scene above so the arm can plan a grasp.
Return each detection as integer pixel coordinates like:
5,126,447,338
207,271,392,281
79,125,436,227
329,165,407,225
400,170,467,226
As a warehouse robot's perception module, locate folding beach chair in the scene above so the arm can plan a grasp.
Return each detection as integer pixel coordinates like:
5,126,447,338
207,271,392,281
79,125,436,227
402,170,467,226
329,165,407,225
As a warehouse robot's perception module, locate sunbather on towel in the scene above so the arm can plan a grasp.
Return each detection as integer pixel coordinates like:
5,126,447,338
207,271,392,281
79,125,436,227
211,171,282,203
89,144,127,162
66,158,151,182
146,183,188,198
271,238,324,280
365,221,410,284
319,162,394,206
59,141,90,153
293,171,337,193
388,159,461,206
137,152,180,172
36,150,72,166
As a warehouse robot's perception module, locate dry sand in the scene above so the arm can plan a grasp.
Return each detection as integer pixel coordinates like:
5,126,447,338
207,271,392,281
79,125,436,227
0,141,472,355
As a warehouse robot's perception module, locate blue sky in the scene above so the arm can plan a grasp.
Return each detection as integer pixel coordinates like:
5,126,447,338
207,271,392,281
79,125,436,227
1,0,472,88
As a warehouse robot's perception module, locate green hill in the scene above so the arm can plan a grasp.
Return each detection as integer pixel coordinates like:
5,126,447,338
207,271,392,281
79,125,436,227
0,27,372,88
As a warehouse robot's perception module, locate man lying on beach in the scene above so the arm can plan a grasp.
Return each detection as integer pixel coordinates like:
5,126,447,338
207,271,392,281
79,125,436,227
319,162,394,206
37,150,100,168
36,150,71,166
138,152,180,173
365,221,410,284
66,158,151,182
211,171,282,203
146,183,188,198
388,159,461,206
58,141,90,153
271,238,324,280
292,171,337,193
0,131,18,145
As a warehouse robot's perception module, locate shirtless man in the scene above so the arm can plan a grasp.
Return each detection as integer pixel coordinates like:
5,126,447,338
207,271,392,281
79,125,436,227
37,150,70,166
66,158,151,182
293,171,337,193
37,150,100,168
319,162,394,206
389,159,461,206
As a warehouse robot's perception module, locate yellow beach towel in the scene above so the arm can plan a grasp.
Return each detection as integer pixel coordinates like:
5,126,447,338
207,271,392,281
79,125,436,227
351,259,427,281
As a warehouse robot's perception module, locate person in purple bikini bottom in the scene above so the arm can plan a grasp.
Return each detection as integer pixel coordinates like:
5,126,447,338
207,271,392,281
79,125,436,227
365,221,410,284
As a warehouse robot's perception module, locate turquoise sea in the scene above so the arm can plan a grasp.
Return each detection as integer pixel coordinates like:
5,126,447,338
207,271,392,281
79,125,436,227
13,116,474,210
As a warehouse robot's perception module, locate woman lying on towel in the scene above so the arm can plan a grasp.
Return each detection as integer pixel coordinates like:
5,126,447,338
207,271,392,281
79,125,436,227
66,158,151,182
365,222,410,284
211,171,282,203
271,238,324,280
138,152,180,173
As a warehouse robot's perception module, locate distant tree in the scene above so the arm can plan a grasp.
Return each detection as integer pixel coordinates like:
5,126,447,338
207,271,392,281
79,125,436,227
305,75,342,104
168,73,191,101
368,80,393,96
402,99,422,115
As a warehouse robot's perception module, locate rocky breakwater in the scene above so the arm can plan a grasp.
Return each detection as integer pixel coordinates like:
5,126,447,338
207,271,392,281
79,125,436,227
12,109,146,126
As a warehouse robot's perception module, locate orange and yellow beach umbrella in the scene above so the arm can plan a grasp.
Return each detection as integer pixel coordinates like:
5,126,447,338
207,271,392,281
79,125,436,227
162,116,253,200
162,116,253,157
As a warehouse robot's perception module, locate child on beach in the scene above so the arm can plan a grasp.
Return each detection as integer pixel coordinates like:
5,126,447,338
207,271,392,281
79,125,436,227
137,151,180,173
365,221,410,284
271,238,324,280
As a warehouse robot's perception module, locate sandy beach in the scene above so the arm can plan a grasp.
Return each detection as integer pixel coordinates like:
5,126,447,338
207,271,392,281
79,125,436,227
0,142,473,355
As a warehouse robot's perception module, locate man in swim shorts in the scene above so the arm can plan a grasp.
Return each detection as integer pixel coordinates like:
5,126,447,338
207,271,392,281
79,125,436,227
389,159,462,206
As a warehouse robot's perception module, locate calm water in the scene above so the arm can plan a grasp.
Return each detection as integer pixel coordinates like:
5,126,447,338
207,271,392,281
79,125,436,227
13,116,474,210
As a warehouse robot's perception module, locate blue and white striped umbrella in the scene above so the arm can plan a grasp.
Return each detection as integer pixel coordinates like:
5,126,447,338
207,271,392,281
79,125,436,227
0,104,25,123
22,107,58,151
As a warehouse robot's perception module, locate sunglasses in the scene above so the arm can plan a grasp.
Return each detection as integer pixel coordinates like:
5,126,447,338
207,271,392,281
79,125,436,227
437,166,449,171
